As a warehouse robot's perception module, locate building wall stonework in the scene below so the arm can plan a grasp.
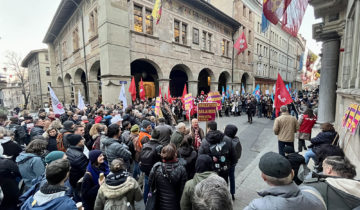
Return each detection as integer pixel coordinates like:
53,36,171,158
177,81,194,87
45,0,241,106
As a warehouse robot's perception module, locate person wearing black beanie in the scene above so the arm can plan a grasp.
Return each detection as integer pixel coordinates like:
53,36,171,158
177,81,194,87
180,154,216,210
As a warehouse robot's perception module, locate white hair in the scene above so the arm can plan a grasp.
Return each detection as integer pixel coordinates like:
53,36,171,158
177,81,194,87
176,122,186,131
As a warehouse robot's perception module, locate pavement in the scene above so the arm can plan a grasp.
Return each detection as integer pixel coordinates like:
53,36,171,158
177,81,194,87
135,114,319,210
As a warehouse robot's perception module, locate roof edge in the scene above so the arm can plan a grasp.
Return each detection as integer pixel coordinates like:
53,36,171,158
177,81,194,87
21,49,48,68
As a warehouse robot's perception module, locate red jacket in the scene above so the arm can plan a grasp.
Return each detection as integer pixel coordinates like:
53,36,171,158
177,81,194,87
299,114,317,134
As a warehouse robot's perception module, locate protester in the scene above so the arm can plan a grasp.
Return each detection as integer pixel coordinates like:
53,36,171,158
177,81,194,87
304,123,338,164
101,124,131,168
171,122,186,148
244,152,326,210
57,120,75,152
192,174,233,210
148,143,187,210
156,117,173,146
44,126,59,152
199,121,234,182
298,108,317,152
189,118,204,150
273,105,299,156
88,123,106,150
283,146,305,185
304,156,360,210
0,126,22,161
180,154,215,210
21,159,78,209
7,116,27,145
178,138,197,179
94,158,142,210
224,124,242,200
81,150,110,210
16,139,47,190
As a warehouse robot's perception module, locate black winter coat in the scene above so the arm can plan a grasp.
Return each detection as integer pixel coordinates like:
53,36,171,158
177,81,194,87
81,172,99,210
178,146,197,180
66,146,89,188
149,161,187,210
286,153,305,185
1,138,22,162
0,157,21,210
7,123,27,145
47,135,58,152
310,131,338,154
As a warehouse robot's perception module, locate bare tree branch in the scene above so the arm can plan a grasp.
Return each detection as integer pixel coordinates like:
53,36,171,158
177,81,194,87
4,51,30,110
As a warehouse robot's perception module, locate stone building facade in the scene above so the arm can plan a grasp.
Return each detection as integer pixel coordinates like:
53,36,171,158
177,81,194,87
212,0,304,94
311,0,359,177
3,83,25,110
43,0,242,106
21,49,52,110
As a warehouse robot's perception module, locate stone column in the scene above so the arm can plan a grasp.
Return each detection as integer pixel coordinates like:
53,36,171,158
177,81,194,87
318,39,340,123
188,80,198,97
98,0,131,104
88,81,99,105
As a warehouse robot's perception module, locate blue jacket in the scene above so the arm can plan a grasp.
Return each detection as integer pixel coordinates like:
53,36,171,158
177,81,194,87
21,190,77,210
16,152,45,188
310,131,338,154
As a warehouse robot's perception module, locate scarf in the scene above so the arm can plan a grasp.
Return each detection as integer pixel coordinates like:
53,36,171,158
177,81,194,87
86,161,110,185
194,127,201,150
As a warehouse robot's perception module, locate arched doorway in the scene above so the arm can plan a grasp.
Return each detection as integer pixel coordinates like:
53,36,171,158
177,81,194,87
131,59,159,99
56,77,65,101
198,68,214,95
218,71,230,93
74,68,88,102
64,73,74,104
89,61,101,104
241,72,253,93
169,64,190,97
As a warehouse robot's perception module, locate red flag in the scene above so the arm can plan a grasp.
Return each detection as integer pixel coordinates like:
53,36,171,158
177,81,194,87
234,32,248,55
159,86,162,98
128,76,136,101
139,78,145,101
281,0,308,37
167,86,172,103
263,0,292,25
274,73,293,117
181,84,187,100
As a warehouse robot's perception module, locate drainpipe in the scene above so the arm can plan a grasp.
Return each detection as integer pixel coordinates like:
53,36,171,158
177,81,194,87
232,30,236,89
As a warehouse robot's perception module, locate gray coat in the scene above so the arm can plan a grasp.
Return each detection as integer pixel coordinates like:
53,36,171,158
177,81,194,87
244,183,326,210
102,136,131,167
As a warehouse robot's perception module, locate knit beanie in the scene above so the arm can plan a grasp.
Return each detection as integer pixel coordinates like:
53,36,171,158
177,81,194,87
89,150,102,164
130,124,139,133
67,134,83,146
45,151,65,164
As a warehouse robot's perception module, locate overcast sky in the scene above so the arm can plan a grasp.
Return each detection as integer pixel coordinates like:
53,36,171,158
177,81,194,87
0,0,322,68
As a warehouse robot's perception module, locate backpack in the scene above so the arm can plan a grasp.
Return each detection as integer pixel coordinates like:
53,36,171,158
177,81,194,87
56,133,66,152
139,143,159,175
104,196,133,210
232,137,242,161
209,140,230,172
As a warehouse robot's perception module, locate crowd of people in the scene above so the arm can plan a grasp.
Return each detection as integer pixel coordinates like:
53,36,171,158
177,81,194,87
0,88,359,210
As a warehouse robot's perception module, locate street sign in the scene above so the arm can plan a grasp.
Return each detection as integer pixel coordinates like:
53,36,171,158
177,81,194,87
197,102,217,122
119,81,127,84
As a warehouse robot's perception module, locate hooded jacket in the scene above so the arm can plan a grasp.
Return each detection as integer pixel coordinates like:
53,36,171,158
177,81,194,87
94,174,142,210
21,185,77,210
180,171,215,210
0,137,22,161
7,123,27,145
156,123,173,146
66,146,89,188
305,177,360,210
178,146,197,179
148,161,187,210
16,152,45,188
101,136,131,167
30,126,45,140
170,131,184,148
244,183,326,210
0,156,21,209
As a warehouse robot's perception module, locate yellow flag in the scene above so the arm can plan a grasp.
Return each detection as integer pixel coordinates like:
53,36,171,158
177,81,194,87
152,0,162,24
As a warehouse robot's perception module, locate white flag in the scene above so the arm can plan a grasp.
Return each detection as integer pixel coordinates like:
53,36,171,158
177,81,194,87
77,90,85,110
48,85,65,115
119,83,127,111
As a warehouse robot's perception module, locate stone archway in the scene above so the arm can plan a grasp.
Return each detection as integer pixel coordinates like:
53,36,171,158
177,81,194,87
169,64,193,97
74,68,88,102
131,59,160,99
241,72,254,93
218,71,231,93
89,61,101,104
198,68,215,95
64,73,74,105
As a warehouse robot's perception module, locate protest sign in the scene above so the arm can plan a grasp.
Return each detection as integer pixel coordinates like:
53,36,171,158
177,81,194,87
350,105,360,135
198,102,217,122
342,104,352,127
346,104,358,130
155,97,161,116
206,91,222,110
184,93,193,111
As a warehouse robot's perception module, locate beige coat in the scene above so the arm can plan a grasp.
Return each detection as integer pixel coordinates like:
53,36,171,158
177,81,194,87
273,112,299,142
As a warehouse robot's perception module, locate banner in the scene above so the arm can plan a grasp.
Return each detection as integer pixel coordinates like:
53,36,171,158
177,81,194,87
342,105,352,127
48,85,65,115
77,90,85,110
198,102,217,122
184,93,193,111
345,104,358,130
351,106,360,135
118,83,128,111
206,91,222,110
154,97,161,116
